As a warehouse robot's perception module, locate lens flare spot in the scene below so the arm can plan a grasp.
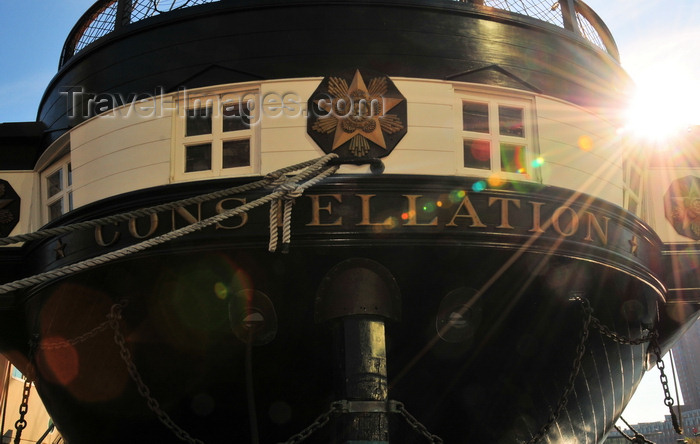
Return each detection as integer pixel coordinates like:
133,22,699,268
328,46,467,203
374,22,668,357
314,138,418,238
423,202,436,212
401,212,410,221
214,282,228,300
385,217,398,229
578,135,593,151
37,338,80,386
449,190,467,203
531,157,545,168
436,201,443,208
370,216,398,234
470,140,491,162
472,181,487,192
488,174,505,188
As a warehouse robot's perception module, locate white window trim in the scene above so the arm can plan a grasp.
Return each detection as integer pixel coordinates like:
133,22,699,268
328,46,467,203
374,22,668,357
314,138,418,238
623,157,647,218
173,88,260,182
41,154,73,224
456,91,538,182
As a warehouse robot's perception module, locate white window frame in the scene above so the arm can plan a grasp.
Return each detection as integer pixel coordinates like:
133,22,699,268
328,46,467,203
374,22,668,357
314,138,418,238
173,88,260,181
41,155,73,223
457,91,537,181
623,156,646,218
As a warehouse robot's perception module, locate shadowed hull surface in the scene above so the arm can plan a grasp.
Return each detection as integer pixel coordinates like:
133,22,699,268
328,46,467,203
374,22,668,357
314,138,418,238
25,242,652,443
2,0,698,442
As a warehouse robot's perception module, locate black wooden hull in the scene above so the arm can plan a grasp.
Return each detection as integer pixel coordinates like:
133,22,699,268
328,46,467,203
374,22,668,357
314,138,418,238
7,176,672,443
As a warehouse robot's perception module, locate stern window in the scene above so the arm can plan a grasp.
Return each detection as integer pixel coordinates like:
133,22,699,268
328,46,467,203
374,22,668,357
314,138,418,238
42,158,73,223
461,96,535,180
177,91,257,179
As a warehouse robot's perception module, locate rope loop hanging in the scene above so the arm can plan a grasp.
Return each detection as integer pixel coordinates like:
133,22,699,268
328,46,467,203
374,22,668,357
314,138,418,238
0,154,339,295
0,154,337,247
266,154,339,252
269,181,306,253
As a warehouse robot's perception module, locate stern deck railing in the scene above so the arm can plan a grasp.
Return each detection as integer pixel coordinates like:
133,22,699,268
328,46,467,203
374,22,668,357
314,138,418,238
59,0,619,68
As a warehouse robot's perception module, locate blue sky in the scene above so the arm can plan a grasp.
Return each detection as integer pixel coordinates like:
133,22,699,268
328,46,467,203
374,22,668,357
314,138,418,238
0,1,94,123
0,0,698,428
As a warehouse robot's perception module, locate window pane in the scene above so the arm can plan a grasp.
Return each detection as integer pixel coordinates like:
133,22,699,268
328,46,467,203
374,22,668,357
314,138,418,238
47,170,63,198
462,101,489,133
11,366,24,380
500,143,527,174
499,106,524,137
186,107,212,136
49,199,63,222
67,163,73,186
463,139,491,169
185,144,212,172
68,192,74,211
628,198,639,215
222,140,251,168
223,102,251,132
630,167,641,193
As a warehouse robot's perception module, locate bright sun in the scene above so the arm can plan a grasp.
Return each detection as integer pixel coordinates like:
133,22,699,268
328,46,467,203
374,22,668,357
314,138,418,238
623,62,700,144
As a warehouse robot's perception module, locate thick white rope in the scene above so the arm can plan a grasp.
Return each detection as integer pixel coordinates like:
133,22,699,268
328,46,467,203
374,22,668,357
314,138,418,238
0,155,338,295
0,155,336,247
266,155,337,252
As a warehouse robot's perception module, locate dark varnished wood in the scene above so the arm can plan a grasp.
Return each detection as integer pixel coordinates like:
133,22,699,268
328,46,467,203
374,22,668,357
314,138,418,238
38,0,630,147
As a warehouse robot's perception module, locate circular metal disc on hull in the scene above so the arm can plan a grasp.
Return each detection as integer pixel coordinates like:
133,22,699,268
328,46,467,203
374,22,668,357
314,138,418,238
24,245,655,443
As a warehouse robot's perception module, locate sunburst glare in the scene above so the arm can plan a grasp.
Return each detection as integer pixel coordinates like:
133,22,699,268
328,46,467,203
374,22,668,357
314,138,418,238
622,58,700,145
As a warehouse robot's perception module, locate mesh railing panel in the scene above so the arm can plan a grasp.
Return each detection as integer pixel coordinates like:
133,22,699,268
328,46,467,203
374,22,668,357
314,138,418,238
575,10,607,52
483,0,564,28
129,0,220,22
65,0,221,61
72,2,119,54
62,0,613,65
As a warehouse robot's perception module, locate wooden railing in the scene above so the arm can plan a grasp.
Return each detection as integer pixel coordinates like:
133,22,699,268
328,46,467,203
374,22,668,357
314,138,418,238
59,0,619,67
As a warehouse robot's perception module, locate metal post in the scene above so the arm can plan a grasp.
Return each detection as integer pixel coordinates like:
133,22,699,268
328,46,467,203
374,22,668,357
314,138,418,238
337,317,389,443
115,0,133,30
559,0,580,36
315,258,401,444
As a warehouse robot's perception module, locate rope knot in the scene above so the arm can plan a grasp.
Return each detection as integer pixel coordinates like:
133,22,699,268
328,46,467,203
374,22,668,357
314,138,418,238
274,181,298,193
283,186,304,201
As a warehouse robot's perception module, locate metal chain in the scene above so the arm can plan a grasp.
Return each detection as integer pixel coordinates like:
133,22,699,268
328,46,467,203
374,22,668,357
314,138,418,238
650,337,683,435
278,401,343,444
13,379,32,444
38,321,110,350
615,418,657,443
590,317,656,346
391,401,444,443
14,335,38,444
107,302,206,444
526,297,592,444
589,305,680,438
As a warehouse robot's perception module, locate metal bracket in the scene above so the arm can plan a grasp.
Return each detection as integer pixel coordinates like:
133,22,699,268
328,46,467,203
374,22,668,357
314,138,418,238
335,400,403,414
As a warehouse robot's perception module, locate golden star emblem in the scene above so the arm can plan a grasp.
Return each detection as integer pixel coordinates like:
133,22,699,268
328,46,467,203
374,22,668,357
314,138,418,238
312,70,405,156
666,177,700,240
683,180,700,215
